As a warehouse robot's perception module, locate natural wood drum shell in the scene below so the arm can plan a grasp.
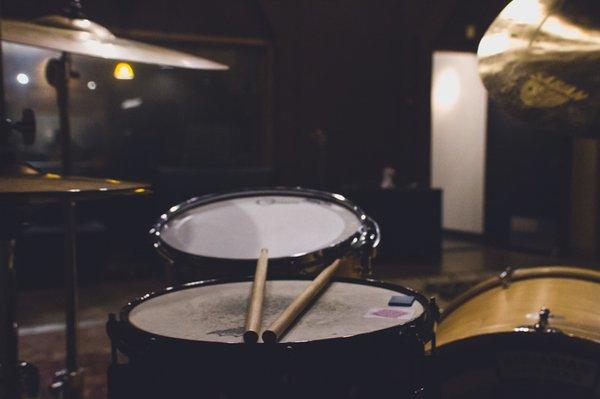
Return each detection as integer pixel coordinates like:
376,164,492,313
436,266,600,347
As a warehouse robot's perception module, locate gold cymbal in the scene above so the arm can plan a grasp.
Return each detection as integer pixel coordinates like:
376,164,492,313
1,15,228,70
478,0,600,134
0,173,150,199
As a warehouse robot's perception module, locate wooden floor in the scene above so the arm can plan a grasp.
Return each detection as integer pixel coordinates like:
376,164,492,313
16,240,600,398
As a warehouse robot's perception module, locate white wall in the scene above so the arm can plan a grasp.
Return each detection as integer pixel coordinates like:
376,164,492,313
431,51,487,233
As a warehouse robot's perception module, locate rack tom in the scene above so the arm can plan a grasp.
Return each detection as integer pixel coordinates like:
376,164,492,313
434,266,600,398
150,188,380,279
107,277,434,398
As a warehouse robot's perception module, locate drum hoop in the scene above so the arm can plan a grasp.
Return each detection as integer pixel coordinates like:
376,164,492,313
440,266,600,319
150,187,381,271
114,276,433,350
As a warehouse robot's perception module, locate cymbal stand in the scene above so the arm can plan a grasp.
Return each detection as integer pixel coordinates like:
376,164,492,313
46,54,84,398
46,52,77,176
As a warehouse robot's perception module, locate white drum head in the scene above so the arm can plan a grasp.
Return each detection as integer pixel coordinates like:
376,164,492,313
128,280,424,344
159,195,364,260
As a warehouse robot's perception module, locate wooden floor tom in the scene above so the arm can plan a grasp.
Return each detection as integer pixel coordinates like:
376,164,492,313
434,266,600,398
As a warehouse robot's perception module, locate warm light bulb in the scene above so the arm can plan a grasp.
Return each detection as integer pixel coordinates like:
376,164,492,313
113,62,135,80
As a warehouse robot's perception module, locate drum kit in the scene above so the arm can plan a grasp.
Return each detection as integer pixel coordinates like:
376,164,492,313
1,0,600,398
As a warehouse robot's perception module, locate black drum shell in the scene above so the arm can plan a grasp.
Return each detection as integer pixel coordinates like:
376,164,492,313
430,266,600,398
107,277,433,399
432,332,600,399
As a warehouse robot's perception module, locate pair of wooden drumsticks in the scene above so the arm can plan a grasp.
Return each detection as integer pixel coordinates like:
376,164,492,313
243,248,342,343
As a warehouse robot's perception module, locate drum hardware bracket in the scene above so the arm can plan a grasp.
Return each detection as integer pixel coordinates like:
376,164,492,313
500,266,513,288
63,0,86,19
515,307,563,335
49,367,85,399
3,108,36,146
0,361,40,399
428,297,440,354
533,307,563,334
412,386,426,399
19,362,40,398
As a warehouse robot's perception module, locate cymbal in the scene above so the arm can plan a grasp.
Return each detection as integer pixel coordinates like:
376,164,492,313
478,0,600,134
0,173,150,199
1,15,228,70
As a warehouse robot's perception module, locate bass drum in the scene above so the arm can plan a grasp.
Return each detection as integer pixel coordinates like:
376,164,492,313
107,277,434,399
434,266,600,398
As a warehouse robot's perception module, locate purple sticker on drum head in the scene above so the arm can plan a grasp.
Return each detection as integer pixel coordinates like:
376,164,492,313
364,307,411,319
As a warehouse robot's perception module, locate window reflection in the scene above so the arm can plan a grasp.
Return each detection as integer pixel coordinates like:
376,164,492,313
3,40,266,180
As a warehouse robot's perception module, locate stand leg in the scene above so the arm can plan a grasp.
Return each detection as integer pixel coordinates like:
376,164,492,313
0,239,19,399
64,199,78,375
50,199,84,399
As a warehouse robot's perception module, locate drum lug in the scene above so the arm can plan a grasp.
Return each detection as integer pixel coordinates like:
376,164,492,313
412,386,426,399
534,307,551,332
515,307,563,335
49,367,85,399
500,266,513,288
355,217,380,277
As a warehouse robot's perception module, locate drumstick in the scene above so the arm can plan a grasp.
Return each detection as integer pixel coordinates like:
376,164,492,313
243,248,269,343
262,259,342,343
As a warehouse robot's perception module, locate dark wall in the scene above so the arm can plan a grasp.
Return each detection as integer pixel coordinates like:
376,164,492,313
485,103,572,251
260,0,439,189
262,1,411,188
259,0,510,189
434,0,509,51
2,0,272,37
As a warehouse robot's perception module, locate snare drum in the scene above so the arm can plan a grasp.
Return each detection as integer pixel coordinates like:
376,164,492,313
107,277,434,398
150,188,380,278
433,266,600,398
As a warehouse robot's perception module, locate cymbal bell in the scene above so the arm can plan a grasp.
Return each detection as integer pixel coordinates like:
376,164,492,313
478,0,600,135
1,15,228,70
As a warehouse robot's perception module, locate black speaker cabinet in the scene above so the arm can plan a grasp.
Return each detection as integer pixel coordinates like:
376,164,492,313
343,188,442,262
